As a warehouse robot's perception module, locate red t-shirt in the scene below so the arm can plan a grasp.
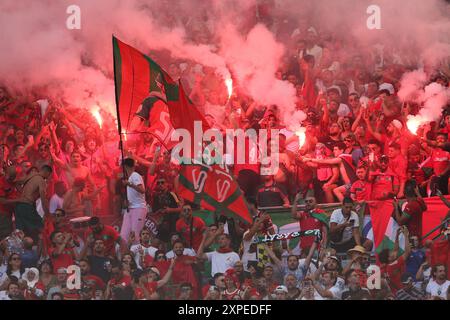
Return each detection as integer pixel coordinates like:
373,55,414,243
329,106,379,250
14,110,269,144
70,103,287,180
380,255,405,294
109,275,132,288
370,168,399,200
350,180,372,202
389,154,408,182
172,255,199,299
92,226,120,256
48,246,76,271
176,217,206,251
297,209,326,250
134,281,158,299
403,198,427,238
83,274,106,290
430,148,450,176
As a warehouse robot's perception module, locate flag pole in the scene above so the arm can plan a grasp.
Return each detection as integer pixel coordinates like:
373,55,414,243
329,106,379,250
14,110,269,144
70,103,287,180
112,35,129,213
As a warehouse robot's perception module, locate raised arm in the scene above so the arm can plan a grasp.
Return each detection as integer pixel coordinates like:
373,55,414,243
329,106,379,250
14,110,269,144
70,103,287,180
264,244,283,268
156,258,176,288
363,109,383,142
291,193,301,220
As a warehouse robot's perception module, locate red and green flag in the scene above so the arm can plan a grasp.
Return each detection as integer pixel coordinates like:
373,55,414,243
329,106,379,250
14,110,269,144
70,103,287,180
112,36,252,225
112,36,178,148
173,82,252,225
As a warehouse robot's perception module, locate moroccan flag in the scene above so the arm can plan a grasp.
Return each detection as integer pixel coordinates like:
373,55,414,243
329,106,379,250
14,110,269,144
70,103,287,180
112,36,178,148
112,37,252,225
173,83,252,225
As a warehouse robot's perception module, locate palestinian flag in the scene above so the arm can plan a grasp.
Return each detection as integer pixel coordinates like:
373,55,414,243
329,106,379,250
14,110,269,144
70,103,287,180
364,201,406,255
112,36,178,148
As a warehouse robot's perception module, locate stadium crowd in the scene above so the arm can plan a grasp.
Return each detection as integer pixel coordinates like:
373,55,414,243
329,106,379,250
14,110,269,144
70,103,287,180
0,2,449,300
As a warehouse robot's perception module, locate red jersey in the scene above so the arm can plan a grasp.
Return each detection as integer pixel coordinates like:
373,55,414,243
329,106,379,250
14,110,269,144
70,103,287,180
402,198,427,238
297,209,326,250
134,281,158,299
389,154,408,182
380,255,405,294
48,246,76,271
170,255,199,298
109,274,132,288
92,225,120,256
350,180,372,202
83,274,105,290
176,217,206,251
370,168,399,200
430,148,450,176
223,288,242,300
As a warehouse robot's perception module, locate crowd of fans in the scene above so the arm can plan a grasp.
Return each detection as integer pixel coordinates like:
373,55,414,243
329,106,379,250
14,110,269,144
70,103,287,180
0,3,449,300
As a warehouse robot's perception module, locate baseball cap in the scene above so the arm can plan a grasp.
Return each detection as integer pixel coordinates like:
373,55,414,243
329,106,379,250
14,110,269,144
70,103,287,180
401,272,414,284
263,263,274,270
274,285,288,293
327,85,342,96
57,267,67,274
378,83,395,95
328,256,339,262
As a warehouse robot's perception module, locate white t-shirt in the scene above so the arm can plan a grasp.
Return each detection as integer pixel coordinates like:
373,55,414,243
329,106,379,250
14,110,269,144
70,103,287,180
130,244,158,269
329,209,360,244
205,251,240,277
0,268,21,287
166,248,196,259
49,194,64,214
426,279,450,299
241,230,257,272
127,172,146,209
0,291,10,300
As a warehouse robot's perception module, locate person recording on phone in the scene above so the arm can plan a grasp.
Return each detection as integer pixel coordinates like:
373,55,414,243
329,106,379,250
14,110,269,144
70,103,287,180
329,197,372,254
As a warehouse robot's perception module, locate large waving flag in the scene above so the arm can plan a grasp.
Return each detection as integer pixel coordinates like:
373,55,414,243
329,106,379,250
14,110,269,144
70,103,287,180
174,82,252,224
112,36,252,225
113,36,178,148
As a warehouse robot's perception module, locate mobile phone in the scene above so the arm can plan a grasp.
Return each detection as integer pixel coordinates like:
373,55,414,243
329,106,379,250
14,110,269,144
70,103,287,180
349,220,355,226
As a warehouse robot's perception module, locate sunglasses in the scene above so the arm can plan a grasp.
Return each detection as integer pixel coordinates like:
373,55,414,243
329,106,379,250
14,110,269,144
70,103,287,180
305,200,315,203
157,181,166,185
157,255,165,259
